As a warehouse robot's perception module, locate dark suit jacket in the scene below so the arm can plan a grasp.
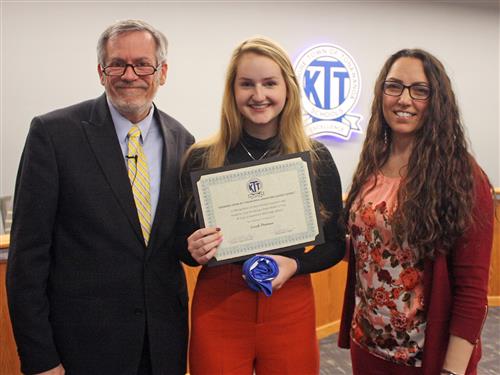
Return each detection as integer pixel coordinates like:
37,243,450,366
6,94,195,375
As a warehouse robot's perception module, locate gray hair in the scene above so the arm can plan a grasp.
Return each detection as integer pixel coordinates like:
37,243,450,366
97,19,168,66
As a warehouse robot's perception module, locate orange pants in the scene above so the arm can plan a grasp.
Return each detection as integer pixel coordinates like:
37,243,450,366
189,264,319,375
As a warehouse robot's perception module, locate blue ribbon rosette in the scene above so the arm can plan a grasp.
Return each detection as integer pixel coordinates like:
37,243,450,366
242,255,279,297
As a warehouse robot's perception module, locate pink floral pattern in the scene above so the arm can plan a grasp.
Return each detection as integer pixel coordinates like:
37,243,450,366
349,175,426,366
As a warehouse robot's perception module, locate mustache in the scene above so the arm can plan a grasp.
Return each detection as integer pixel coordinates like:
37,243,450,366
115,83,148,89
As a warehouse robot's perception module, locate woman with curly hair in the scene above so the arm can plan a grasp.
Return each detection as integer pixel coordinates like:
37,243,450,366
175,36,345,374
338,49,494,375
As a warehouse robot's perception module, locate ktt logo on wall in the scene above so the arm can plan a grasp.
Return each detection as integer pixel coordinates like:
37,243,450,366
295,44,362,140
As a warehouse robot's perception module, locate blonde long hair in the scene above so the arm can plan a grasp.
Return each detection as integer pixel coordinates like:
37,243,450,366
187,36,314,168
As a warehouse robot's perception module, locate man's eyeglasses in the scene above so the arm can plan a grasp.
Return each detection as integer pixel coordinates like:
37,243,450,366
383,81,431,100
102,63,161,77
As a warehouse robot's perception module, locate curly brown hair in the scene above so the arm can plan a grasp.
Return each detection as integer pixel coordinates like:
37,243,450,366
345,48,483,258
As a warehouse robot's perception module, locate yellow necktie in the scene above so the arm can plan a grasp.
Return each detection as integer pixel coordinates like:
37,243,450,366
127,125,151,245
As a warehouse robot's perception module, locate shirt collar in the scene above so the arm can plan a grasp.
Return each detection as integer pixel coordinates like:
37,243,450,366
107,98,155,143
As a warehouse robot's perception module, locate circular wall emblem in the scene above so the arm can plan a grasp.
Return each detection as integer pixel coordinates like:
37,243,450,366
295,43,363,140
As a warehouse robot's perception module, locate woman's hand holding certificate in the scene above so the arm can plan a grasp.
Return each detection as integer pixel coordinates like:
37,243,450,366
187,227,223,265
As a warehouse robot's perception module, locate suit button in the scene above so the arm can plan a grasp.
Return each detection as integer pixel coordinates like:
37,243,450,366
134,308,143,316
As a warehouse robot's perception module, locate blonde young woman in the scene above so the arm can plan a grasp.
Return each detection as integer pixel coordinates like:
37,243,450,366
175,37,345,374
338,49,494,375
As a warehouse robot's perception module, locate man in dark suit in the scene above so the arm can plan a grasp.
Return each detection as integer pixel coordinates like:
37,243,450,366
6,19,194,375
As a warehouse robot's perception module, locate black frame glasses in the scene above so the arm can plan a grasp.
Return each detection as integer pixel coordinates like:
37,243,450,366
383,81,431,100
102,63,161,77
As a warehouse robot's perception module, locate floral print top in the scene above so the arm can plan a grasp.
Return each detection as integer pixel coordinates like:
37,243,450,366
349,174,426,366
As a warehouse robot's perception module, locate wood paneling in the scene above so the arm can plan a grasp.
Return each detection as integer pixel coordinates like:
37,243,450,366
487,200,500,303
311,262,348,338
0,234,9,249
0,262,21,374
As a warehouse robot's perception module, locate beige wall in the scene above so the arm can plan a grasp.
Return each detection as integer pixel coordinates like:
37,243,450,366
1,1,499,197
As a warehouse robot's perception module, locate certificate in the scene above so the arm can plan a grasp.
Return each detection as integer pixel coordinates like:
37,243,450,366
191,152,324,265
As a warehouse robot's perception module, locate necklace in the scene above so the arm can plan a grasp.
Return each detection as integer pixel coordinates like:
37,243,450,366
240,142,271,161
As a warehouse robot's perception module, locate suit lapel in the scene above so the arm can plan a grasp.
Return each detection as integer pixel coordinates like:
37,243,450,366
82,94,145,248
146,110,179,258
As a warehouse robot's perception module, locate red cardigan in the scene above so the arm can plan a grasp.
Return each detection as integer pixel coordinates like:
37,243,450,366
338,166,494,374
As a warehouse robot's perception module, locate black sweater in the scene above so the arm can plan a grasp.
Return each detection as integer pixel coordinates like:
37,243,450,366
175,132,345,274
